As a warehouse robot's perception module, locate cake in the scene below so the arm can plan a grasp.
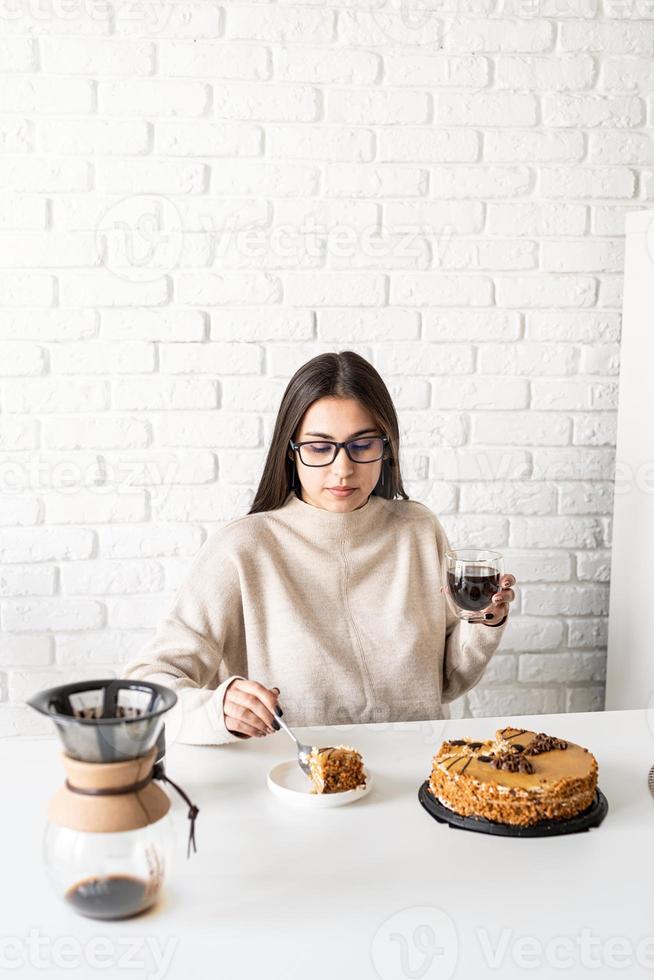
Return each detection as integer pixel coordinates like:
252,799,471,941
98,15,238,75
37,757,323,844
428,725,598,826
307,745,366,794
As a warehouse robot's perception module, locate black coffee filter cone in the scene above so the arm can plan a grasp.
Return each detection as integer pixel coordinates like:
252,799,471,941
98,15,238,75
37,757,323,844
27,678,177,763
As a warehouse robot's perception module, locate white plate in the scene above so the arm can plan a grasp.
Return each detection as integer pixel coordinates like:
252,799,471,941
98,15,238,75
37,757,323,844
266,759,372,808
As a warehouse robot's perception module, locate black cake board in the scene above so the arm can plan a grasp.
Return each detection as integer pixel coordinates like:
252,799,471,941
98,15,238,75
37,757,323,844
418,781,608,838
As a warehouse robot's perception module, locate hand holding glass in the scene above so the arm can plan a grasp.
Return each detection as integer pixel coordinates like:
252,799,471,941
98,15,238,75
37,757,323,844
441,549,503,624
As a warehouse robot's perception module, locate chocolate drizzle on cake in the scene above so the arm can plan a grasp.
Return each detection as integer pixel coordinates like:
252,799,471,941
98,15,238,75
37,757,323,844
439,729,555,776
490,750,535,773
523,733,569,756
484,729,568,771
499,727,528,741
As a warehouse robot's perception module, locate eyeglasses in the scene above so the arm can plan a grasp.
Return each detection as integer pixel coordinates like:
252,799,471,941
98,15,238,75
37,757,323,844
289,435,389,467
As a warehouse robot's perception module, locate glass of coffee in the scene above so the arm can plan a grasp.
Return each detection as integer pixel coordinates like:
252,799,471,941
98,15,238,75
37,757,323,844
442,548,503,624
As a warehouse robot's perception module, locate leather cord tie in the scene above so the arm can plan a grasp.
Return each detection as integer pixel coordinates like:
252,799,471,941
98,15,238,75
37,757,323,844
65,761,200,859
153,762,200,859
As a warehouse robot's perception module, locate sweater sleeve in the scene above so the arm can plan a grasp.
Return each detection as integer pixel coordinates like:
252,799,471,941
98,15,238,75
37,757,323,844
120,531,250,746
434,518,508,704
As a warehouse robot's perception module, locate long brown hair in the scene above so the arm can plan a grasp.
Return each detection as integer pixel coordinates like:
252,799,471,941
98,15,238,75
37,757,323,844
248,351,409,515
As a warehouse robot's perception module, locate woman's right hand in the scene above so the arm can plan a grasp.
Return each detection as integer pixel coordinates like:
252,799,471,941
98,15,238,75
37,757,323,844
223,678,281,738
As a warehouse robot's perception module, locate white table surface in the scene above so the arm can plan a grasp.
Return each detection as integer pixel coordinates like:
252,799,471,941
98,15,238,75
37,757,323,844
3,708,653,980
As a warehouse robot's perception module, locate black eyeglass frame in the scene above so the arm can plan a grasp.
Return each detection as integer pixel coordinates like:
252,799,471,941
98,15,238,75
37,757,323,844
289,435,390,467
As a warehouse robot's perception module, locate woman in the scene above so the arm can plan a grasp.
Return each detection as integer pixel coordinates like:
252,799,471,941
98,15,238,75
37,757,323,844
122,351,516,744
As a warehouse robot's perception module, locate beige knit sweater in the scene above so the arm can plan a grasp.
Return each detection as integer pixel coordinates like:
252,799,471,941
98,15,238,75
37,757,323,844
121,490,508,745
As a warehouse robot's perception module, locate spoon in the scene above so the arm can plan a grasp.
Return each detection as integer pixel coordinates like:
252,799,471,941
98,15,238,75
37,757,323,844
273,704,333,778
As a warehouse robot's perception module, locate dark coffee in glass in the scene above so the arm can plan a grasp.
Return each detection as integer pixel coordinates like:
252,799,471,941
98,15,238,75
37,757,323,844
446,568,500,612
442,549,503,624
65,874,153,920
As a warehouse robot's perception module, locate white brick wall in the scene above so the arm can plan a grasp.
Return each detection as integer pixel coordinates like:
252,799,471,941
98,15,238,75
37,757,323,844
1,0,640,737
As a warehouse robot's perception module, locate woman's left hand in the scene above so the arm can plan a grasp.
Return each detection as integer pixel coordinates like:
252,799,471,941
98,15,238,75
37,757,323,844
482,573,516,625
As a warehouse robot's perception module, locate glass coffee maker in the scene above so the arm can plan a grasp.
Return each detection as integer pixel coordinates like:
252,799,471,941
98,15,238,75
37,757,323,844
28,678,200,920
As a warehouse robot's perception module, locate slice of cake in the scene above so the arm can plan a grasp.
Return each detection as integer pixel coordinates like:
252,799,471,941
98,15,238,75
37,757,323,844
428,725,598,826
307,745,366,794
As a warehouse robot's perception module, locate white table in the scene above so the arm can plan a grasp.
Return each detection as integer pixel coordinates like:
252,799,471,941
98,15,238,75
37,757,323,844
3,708,653,979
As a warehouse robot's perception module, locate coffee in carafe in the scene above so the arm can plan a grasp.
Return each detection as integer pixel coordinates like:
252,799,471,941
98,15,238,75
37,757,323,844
65,874,155,920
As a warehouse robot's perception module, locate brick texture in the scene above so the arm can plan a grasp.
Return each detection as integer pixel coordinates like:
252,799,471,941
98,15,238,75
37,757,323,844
0,3,637,729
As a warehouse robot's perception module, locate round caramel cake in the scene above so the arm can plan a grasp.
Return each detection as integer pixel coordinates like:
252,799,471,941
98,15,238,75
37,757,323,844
428,725,598,827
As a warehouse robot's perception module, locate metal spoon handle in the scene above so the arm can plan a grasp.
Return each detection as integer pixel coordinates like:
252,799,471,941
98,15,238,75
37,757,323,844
274,704,298,745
